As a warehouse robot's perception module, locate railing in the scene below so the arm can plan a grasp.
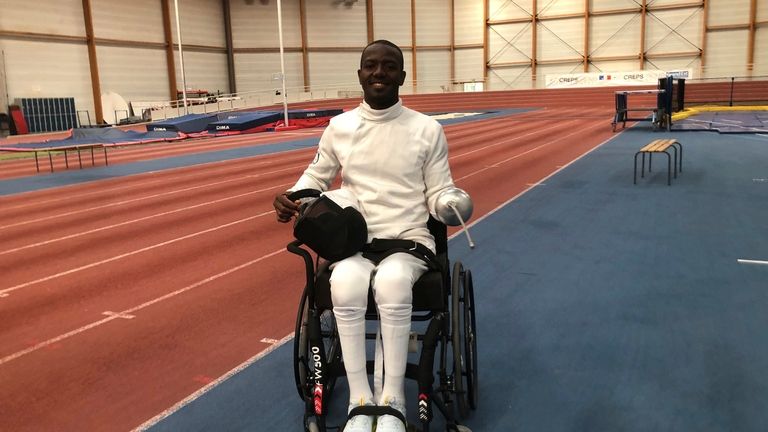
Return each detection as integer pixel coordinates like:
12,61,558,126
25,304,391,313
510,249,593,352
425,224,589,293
683,74,768,107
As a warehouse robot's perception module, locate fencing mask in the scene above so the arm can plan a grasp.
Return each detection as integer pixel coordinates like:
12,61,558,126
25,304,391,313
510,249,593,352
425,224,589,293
292,188,367,262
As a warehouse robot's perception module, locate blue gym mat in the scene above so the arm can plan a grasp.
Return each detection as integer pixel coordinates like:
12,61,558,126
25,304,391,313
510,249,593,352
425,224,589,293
672,110,768,133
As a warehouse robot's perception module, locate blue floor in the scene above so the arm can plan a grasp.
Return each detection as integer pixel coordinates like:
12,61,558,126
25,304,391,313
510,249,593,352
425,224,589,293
140,128,768,431
5,120,767,431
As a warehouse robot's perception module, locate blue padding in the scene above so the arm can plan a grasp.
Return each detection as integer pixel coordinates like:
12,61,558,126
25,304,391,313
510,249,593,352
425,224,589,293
671,111,768,133
288,108,344,119
207,111,283,132
3,128,181,150
147,113,219,133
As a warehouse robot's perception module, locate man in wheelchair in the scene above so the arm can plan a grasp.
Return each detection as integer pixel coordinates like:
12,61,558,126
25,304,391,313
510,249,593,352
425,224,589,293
273,40,470,432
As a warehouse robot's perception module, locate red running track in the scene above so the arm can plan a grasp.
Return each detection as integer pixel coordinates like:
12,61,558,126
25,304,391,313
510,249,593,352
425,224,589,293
0,89,617,431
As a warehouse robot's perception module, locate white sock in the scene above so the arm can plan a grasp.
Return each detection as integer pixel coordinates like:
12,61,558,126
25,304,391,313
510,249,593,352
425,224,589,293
334,306,373,404
378,303,412,404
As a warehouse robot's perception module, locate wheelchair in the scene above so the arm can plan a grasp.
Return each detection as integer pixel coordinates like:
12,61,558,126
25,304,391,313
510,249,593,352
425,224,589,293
288,214,478,432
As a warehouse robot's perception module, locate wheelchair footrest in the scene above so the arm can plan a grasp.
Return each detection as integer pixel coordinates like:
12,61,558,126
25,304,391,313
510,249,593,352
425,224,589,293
347,405,407,427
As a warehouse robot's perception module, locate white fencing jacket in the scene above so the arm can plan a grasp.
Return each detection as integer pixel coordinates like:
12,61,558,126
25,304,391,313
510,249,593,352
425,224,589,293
291,99,455,252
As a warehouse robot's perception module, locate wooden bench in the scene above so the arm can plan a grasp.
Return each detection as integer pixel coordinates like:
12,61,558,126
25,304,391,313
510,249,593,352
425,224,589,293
634,138,682,185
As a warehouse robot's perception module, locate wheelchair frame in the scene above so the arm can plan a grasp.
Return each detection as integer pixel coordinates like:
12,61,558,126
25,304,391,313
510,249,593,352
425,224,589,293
288,218,478,432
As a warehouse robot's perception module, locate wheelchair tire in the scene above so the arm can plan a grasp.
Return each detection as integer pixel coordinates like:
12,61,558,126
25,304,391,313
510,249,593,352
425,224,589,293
463,268,478,411
294,286,341,402
451,262,470,420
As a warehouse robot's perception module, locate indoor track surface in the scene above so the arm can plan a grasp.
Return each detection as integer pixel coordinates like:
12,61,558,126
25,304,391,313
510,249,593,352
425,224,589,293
1,88,767,432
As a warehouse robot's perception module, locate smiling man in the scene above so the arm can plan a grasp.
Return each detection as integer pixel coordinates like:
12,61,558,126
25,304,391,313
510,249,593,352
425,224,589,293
273,40,456,432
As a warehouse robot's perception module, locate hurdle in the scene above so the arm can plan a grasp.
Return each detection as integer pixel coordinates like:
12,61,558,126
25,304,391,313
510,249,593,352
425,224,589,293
612,77,684,132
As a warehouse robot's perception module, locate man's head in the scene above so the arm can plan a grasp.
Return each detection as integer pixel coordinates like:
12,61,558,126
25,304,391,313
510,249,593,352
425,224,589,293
358,40,406,110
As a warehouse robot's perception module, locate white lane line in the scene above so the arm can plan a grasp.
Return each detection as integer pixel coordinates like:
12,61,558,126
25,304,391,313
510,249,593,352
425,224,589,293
0,182,293,256
454,119,605,182
0,210,273,297
260,338,281,344
737,259,768,266
0,151,311,213
449,119,582,162
102,311,136,319
0,164,303,231
465,122,618,229
0,248,286,366
131,333,293,432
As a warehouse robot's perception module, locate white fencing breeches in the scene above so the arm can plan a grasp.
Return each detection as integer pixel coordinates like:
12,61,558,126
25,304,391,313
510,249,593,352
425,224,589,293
330,252,427,405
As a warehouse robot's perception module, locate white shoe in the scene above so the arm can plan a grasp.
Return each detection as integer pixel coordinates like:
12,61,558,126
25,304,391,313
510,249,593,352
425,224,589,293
375,397,407,432
344,399,375,432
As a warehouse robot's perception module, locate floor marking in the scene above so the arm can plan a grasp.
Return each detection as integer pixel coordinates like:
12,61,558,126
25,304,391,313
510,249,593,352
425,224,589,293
0,182,293,256
455,119,605,182
0,211,273,297
0,163,304,231
0,248,285,366
430,112,484,120
130,333,294,432
525,182,546,187
450,119,581,162
102,311,136,319
753,178,767,182
260,338,280,344
465,123,617,229
737,259,768,266
0,154,306,212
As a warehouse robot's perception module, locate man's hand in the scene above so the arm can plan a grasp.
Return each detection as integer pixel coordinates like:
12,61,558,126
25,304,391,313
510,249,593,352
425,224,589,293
273,192,300,223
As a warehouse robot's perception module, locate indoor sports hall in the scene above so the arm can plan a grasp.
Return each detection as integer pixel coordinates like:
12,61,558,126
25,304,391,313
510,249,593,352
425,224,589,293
1,1,767,431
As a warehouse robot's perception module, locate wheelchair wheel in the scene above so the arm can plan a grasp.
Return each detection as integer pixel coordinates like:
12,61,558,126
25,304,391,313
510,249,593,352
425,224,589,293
294,286,340,402
451,261,478,419
463,268,478,410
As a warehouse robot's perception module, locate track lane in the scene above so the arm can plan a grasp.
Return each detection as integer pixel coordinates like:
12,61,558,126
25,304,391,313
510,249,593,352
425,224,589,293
0,248,303,431
0,115,612,354
0,94,617,431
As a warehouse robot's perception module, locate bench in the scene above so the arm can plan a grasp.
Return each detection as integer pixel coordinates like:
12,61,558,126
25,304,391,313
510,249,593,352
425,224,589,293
633,138,682,185
0,143,108,173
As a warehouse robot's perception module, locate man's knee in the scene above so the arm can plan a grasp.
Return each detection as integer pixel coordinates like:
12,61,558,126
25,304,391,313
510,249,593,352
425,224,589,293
373,271,413,306
330,266,371,308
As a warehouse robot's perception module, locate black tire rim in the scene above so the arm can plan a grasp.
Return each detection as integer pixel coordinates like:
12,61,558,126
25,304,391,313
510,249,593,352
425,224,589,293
294,287,339,402
452,262,470,419
464,269,478,410
294,288,310,400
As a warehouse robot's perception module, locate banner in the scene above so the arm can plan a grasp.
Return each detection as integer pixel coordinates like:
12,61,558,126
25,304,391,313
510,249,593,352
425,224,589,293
545,69,693,88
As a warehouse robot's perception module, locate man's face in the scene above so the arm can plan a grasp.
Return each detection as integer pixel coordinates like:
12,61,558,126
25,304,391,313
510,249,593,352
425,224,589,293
357,43,406,110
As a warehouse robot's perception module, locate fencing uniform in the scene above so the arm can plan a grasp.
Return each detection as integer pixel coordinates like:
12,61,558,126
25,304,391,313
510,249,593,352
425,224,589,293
290,99,455,409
